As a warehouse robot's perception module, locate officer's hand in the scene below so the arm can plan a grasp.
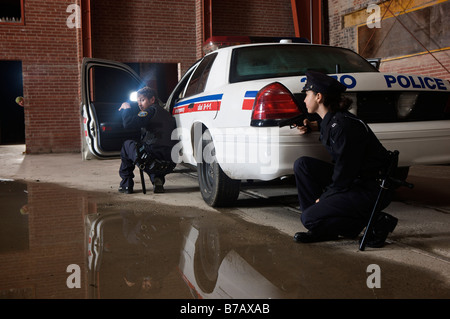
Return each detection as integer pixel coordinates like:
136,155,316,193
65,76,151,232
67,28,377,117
118,102,131,111
296,119,319,135
296,119,311,135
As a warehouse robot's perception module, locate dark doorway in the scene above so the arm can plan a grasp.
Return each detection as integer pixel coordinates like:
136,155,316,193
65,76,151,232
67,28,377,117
0,60,24,144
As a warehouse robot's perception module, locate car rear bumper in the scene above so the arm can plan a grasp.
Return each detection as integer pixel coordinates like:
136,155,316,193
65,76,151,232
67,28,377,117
210,121,450,181
211,127,327,181
372,121,450,167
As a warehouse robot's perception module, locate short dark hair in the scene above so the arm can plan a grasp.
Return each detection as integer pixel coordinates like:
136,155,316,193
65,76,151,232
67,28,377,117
322,93,353,112
137,86,157,100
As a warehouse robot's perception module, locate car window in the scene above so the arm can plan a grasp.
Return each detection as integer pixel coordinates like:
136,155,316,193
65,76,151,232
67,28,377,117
184,53,217,97
229,44,377,83
88,65,141,103
174,67,196,101
166,65,197,114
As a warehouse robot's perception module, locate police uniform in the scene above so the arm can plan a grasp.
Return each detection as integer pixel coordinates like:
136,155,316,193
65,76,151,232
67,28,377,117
119,102,177,193
293,71,397,244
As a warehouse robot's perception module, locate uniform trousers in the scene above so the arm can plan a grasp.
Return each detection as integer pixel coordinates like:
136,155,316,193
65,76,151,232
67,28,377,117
119,140,165,189
293,156,389,238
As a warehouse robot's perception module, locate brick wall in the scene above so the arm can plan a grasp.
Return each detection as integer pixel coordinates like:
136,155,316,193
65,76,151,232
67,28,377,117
0,0,83,154
328,0,360,50
327,0,450,81
90,0,295,73
379,50,450,81
8,1,447,155
91,0,198,75
212,0,295,38
0,0,297,154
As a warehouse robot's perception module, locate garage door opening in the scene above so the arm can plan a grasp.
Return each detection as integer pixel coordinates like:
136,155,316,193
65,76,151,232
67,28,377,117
0,60,24,145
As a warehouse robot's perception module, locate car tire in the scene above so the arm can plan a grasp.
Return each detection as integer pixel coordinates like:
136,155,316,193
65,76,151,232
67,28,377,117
197,127,241,207
193,227,223,293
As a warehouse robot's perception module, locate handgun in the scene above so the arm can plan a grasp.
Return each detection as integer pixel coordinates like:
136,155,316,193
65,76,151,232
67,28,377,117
278,114,306,129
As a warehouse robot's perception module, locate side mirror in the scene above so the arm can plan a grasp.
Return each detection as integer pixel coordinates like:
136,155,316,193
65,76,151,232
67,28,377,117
366,58,381,70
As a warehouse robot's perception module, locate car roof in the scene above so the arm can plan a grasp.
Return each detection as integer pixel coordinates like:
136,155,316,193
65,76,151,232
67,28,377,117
205,41,332,57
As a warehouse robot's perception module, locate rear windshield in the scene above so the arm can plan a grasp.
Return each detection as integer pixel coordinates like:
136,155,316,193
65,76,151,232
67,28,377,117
229,44,377,83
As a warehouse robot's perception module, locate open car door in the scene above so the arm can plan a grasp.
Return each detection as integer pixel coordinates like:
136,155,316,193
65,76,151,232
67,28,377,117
81,58,143,159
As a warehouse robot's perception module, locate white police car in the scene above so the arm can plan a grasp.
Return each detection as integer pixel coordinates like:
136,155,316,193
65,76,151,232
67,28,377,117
81,41,450,207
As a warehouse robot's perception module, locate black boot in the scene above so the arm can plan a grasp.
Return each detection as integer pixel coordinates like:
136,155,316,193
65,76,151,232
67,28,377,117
118,186,133,194
153,177,165,193
361,212,398,248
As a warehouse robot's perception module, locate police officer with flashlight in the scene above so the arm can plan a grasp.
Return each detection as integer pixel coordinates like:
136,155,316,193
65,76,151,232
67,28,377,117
118,86,176,194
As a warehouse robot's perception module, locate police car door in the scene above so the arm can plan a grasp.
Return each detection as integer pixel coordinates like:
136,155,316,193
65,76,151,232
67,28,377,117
170,53,219,126
168,53,219,164
81,58,143,159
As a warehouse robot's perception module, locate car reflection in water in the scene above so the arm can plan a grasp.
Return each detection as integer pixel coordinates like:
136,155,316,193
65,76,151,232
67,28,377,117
179,224,298,299
86,210,301,299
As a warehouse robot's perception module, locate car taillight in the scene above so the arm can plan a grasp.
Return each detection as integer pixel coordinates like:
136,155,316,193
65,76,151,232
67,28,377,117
251,82,302,126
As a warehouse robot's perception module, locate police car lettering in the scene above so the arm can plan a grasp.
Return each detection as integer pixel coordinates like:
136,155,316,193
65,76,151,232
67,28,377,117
384,74,448,90
173,94,223,115
300,74,357,89
198,103,211,111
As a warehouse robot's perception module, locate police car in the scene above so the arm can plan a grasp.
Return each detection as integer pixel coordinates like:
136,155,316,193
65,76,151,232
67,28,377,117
81,40,450,207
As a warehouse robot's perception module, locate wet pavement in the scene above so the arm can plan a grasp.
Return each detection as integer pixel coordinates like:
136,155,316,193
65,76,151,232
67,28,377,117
1,179,449,299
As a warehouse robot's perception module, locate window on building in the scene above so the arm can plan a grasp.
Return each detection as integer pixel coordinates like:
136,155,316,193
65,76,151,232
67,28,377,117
0,0,24,25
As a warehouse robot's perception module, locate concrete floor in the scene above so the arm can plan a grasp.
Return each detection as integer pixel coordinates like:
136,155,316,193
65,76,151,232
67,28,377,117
1,144,450,299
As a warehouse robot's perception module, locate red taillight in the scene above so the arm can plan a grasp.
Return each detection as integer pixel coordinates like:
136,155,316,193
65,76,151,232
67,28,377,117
251,82,302,121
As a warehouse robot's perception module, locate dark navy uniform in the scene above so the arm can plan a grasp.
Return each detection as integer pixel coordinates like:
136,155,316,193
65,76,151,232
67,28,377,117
294,110,390,238
119,103,177,191
293,71,398,245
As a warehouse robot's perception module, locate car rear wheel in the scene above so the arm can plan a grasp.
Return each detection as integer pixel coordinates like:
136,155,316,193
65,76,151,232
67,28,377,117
197,127,241,207
193,227,223,293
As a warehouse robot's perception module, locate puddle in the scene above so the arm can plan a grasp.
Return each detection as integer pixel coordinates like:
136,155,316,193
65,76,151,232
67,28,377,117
1,180,449,299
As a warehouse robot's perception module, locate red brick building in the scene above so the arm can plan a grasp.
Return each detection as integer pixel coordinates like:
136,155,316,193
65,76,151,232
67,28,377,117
328,0,450,80
0,0,448,154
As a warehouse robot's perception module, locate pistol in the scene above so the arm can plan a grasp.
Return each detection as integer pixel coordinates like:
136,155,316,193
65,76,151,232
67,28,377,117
278,114,306,129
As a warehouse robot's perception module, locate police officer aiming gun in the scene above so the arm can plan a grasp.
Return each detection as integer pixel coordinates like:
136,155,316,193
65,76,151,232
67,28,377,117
293,71,398,247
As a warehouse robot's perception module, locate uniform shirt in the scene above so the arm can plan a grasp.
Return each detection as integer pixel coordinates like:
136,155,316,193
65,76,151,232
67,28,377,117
319,110,388,200
121,103,177,160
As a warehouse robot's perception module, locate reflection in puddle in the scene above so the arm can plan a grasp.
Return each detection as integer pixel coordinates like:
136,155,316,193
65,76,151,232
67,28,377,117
1,180,449,299
0,181,29,254
87,211,190,298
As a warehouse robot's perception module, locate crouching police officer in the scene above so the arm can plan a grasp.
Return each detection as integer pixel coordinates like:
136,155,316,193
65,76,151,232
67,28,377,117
293,71,398,248
118,86,177,194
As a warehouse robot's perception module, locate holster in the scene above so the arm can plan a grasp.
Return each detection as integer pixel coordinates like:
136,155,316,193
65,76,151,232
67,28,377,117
134,141,150,170
134,141,175,175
